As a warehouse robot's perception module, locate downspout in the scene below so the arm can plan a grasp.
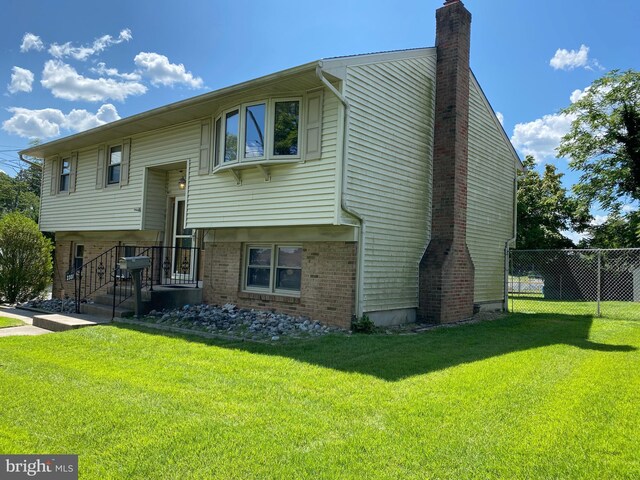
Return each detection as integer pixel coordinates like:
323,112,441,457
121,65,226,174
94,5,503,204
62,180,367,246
316,62,366,318
503,163,519,311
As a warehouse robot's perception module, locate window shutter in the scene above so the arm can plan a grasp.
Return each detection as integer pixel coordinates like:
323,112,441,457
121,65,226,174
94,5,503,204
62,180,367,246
49,156,59,195
304,90,324,161
96,146,105,190
69,152,78,193
120,138,131,186
199,120,211,174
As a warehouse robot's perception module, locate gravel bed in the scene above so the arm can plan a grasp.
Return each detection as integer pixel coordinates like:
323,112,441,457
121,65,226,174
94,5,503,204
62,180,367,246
23,298,79,314
141,303,346,341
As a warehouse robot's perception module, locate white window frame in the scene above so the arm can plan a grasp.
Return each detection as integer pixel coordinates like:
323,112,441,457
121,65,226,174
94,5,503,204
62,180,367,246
59,157,71,193
243,244,302,296
215,97,303,168
73,244,84,270
242,101,268,161
106,144,122,186
221,107,240,164
269,97,302,159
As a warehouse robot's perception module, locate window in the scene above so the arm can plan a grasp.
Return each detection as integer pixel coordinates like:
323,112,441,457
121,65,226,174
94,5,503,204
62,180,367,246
273,100,299,156
107,145,122,185
224,109,239,163
59,157,71,192
73,244,84,270
245,245,302,294
244,103,266,158
217,98,301,166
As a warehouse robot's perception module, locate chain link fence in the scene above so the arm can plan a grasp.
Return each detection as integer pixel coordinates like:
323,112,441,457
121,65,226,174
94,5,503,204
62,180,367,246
508,248,640,317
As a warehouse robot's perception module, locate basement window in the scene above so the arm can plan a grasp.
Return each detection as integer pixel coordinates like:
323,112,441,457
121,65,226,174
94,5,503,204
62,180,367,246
244,245,302,295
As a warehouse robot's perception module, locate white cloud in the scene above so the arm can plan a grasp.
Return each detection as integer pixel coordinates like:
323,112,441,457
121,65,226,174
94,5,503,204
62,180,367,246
7,67,34,94
550,44,589,71
20,33,44,52
2,104,120,139
41,60,147,102
2,107,64,138
570,88,587,103
48,29,132,61
511,112,575,161
496,111,504,125
134,52,203,88
590,214,608,226
90,62,141,81
549,44,604,72
560,229,585,245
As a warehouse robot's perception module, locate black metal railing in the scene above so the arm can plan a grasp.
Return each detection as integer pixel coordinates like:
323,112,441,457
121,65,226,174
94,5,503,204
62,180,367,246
71,245,120,313
70,245,200,316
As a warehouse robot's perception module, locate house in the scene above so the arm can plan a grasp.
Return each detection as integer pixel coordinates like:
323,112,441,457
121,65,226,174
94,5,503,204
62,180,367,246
21,0,521,328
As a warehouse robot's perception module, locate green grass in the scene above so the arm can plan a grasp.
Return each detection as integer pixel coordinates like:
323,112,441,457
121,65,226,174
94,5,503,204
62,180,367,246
510,296,640,320
0,316,24,328
1,308,639,479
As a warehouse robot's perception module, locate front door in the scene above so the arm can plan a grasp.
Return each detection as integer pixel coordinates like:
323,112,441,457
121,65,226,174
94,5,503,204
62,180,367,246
170,198,196,280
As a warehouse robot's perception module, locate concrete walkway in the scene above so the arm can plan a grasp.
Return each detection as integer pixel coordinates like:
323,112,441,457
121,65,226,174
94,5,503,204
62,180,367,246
0,306,51,337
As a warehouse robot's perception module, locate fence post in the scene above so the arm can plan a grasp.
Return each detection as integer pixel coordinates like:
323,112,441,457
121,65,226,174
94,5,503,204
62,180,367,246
597,250,602,317
504,246,509,312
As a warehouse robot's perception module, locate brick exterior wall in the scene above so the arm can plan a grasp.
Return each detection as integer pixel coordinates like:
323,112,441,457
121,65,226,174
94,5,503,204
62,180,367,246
419,0,475,323
203,241,357,328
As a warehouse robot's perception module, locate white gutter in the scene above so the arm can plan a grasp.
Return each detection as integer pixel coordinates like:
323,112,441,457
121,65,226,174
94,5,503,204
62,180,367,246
316,62,366,318
18,153,41,167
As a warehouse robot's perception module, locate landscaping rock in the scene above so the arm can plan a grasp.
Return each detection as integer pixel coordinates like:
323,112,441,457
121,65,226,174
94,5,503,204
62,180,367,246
128,303,346,340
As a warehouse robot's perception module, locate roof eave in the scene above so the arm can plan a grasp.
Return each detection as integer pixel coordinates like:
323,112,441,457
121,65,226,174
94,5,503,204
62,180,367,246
21,60,326,158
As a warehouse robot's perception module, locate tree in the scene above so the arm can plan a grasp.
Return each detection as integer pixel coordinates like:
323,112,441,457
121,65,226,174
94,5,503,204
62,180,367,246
517,155,591,249
0,213,52,303
578,211,640,249
558,69,640,213
0,171,40,222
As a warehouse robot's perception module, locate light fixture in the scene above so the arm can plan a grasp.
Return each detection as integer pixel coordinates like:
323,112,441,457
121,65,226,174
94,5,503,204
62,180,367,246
178,171,186,190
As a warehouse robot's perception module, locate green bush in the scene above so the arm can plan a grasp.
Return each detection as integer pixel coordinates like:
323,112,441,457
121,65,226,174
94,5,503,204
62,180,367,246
351,314,376,334
0,213,52,303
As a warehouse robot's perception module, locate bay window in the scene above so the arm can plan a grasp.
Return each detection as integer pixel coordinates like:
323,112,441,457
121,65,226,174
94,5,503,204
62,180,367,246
217,98,301,167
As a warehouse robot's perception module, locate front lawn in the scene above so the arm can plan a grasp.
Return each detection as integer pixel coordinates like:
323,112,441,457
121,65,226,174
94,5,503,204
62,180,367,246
0,316,24,328
1,308,638,479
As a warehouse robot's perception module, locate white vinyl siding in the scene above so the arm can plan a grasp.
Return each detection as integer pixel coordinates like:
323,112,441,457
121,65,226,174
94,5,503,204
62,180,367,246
142,169,168,231
467,77,517,303
343,54,437,314
40,123,199,232
186,89,338,228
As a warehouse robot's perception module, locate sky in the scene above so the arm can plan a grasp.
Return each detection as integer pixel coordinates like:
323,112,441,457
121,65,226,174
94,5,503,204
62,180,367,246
1,0,639,237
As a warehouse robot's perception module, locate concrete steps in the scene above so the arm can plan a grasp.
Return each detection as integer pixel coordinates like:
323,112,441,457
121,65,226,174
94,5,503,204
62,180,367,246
80,285,203,321
80,302,134,318
32,313,109,332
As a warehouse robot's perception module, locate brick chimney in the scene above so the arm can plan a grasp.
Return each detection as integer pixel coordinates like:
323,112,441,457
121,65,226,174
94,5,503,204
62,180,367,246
418,0,475,323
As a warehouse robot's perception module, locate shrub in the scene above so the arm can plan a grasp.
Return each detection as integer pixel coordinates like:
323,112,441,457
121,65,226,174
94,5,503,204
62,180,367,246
351,314,376,334
0,213,53,303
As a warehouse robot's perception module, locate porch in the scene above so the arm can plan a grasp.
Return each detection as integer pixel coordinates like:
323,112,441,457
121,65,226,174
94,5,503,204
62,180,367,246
67,245,202,319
